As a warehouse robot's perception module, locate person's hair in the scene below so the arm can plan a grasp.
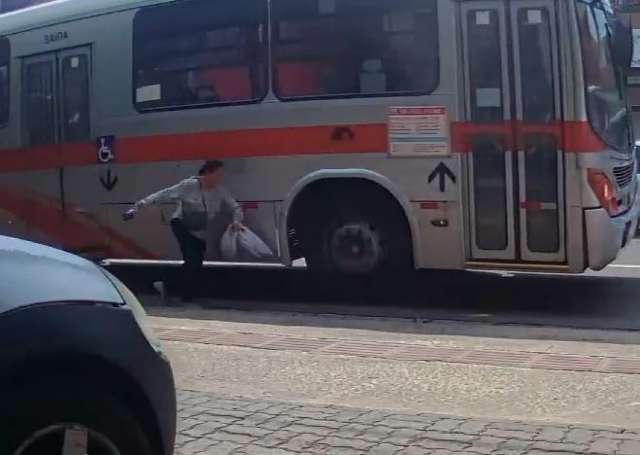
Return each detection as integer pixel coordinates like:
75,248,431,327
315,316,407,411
198,160,224,176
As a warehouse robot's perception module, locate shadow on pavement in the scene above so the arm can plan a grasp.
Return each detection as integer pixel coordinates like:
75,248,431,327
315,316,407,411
110,265,640,340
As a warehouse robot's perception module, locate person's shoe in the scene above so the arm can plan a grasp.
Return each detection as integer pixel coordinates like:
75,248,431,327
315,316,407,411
152,281,167,303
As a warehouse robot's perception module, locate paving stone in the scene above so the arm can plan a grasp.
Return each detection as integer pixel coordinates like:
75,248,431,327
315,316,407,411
338,423,371,438
357,410,394,425
386,428,423,445
535,427,566,442
500,438,531,450
484,428,536,441
278,433,323,451
178,437,218,454
285,423,336,437
368,442,404,455
182,421,228,438
317,436,374,451
254,430,296,447
564,428,595,444
258,415,298,431
358,425,396,442
213,430,257,444
378,418,430,430
589,438,620,454
530,440,589,452
429,419,464,432
458,421,489,435
201,441,243,455
222,424,271,438
619,439,640,455
231,446,298,455
297,417,345,429
415,438,469,451
424,431,476,443
175,389,639,455
236,412,274,427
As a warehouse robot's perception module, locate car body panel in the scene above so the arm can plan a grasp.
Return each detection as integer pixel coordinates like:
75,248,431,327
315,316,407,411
0,235,122,311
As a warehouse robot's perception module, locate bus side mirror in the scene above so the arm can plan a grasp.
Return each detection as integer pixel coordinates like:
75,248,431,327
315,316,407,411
635,142,640,168
612,18,633,70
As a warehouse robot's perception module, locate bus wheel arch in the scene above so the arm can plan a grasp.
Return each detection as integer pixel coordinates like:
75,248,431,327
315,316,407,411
283,171,420,273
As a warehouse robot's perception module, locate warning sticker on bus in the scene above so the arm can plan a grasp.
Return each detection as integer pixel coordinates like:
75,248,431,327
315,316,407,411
388,106,450,156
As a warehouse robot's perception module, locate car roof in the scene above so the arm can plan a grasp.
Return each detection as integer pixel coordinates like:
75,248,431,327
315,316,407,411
0,235,122,313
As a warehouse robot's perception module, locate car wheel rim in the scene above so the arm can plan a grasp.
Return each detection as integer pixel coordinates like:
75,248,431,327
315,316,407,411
14,423,121,455
329,222,382,274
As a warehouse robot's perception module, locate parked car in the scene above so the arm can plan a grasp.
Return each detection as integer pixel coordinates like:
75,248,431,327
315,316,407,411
0,235,176,455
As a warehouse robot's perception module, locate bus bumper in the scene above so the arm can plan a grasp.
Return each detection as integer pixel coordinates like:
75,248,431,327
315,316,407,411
585,175,640,271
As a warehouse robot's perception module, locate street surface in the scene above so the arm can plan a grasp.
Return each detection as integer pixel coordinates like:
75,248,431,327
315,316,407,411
113,239,640,454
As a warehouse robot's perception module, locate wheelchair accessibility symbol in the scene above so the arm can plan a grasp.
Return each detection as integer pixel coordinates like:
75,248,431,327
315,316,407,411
97,136,115,164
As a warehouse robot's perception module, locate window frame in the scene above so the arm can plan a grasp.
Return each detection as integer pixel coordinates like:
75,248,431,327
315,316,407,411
271,0,440,102
131,0,270,113
0,37,11,128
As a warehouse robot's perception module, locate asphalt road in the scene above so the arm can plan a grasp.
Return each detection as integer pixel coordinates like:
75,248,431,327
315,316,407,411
110,240,640,333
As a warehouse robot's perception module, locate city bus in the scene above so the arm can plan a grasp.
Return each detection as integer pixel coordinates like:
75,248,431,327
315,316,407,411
0,0,637,276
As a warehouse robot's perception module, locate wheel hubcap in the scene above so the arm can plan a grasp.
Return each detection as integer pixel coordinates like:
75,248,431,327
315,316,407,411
15,424,121,455
329,222,382,274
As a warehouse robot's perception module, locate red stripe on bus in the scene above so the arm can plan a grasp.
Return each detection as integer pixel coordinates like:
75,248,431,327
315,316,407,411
0,185,155,259
0,121,608,173
419,201,442,210
520,201,543,211
451,121,608,153
242,202,259,210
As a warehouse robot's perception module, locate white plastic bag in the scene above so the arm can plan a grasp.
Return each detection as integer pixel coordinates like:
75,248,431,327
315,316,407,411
220,226,238,260
220,225,274,260
237,227,274,259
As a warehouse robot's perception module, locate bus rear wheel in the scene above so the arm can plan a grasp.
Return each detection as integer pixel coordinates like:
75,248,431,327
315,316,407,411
304,192,412,275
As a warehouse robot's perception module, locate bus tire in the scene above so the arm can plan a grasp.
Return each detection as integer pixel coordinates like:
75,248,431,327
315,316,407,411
303,187,412,275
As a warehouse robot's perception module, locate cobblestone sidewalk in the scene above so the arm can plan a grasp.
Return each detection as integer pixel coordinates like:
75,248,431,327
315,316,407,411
176,390,640,455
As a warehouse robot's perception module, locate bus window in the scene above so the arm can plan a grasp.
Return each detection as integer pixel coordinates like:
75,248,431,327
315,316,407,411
272,0,439,99
0,37,9,126
61,54,90,143
24,60,56,146
133,0,268,111
466,9,508,251
577,0,631,152
517,8,560,254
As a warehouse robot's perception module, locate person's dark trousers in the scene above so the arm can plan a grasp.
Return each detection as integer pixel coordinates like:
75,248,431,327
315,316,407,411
170,218,206,302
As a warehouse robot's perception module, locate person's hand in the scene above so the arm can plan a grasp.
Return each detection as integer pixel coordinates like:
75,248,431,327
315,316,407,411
122,207,138,221
230,221,244,232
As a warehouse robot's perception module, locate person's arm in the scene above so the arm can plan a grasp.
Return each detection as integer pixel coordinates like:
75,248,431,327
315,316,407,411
135,179,193,209
124,179,194,221
221,188,244,223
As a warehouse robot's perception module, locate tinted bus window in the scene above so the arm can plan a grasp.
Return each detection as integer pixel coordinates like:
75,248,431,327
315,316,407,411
577,0,631,151
133,0,268,111
0,37,9,126
62,54,90,142
24,61,55,146
272,0,439,99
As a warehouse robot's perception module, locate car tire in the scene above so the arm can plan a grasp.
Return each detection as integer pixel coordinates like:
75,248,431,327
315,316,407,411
2,378,154,455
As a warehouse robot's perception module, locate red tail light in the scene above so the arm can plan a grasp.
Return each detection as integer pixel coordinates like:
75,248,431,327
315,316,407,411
588,168,620,216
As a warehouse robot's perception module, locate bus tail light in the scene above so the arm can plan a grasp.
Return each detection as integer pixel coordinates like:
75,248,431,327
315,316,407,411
588,168,620,216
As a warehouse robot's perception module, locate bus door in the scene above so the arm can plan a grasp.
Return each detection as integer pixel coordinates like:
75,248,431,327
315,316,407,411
461,0,565,264
22,47,95,251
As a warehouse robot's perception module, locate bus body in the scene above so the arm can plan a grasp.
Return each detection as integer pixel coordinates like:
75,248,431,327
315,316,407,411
0,0,637,274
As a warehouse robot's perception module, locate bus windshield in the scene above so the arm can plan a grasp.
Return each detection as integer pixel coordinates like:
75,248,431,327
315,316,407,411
577,0,632,152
